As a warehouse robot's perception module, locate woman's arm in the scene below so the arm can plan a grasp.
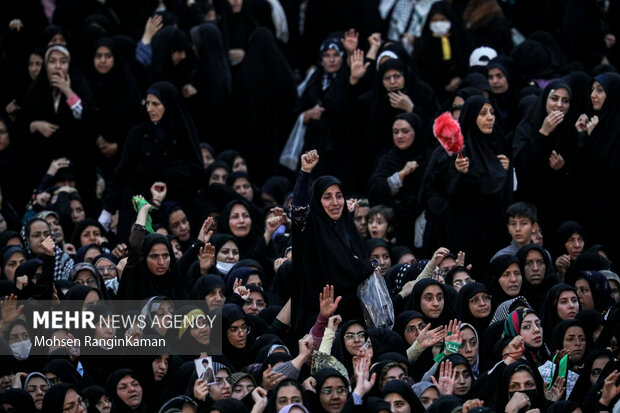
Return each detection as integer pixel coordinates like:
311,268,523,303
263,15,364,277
291,150,320,228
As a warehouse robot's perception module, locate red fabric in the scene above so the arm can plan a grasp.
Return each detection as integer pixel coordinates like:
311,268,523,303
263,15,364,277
433,112,463,155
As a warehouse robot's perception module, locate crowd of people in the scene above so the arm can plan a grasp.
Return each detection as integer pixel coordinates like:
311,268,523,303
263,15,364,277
1,0,620,412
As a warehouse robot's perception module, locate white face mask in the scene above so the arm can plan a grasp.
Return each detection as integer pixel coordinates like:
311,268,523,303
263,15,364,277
430,21,451,36
216,261,235,275
10,339,32,360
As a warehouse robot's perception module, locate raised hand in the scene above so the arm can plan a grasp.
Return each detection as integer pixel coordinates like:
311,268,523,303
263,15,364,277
455,155,469,174
586,115,599,135
431,360,455,395
142,15,163,44
327,315,342,331
150,182,167,207
600,370,620,406
303,104,325,123
41,236,56,256
198,216,215,243
398,160,419,181
444,319,463,352
353,352,376,398
251,387,268,410
416,323,445,349
540,110,564,136
342,29,359,54
298,334,314,360
47,158,70,176
193,379,209,401
199,243,216,274
319,285,342,318
301,150,319,173
265,207,287,233
544,376,566,402
0,294,24,328
503,336,525,364
575,114,588,133
261,364,286,391
349,49,370,85
548,150,565,171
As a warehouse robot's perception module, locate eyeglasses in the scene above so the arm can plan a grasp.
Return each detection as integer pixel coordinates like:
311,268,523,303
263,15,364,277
147,253,170,261
63,397,88,412
96,265,117,273
343,331,366,341
321,386,348,396
469,295,492,305
405,323,426,334
213,377,232,387
74,278,97,286
383,72,403,81
228,324,250,334
453,279,473,287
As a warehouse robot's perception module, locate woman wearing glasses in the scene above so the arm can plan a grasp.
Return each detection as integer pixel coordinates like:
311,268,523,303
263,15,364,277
331,320,368,378
221,304,254,372
308,368,350,413
456,282,493,335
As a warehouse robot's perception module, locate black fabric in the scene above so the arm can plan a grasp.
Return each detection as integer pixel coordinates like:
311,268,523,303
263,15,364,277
455,282,492,334
291,174,373,333
221,303,253,371
105,369,148,413
0,388,36,413
149,26,193,89
549,221,585,261
331,319,367,377
189,274,226,300
550,319,589,358
568,348,612,403
218,199,267,261
539,283,580,346
42,359,89,390
486,56,523,132
368,112,430,246
516,243,558,312
490,360,547,412
41,383,78,413
405,278,454,326
485,254,521,309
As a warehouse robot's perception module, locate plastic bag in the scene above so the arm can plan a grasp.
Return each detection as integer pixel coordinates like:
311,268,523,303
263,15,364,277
279,113,306,171
357,260,395,329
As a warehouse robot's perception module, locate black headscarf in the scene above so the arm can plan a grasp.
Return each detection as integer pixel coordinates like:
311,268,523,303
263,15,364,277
41,383,81,413
405,278,454,325
261,176,292,206
550,319,590,363
458,95,509,195
456,282,492,334
550,221,585,260
491,360,546,413
291,175,373,331
485,255,521,309
149,26,193,87
42,359,88,390
570,271,615,314
82,385,111,413
539,283,580,345
310,368,349,413
393,310,426,344
587,73,620,171
381,379,426,412
331,319,367,377
105,369,147,413
0,388,36,413
218,199,266,260
568,348,612,403
221,303,253,371
211,398,250,413
69,218,106,248
516,244,558,312
189,274,226,300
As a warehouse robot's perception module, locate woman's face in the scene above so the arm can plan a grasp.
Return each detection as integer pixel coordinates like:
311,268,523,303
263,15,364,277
545,87,570,115
25,377,49,410
524,250,546,286
242,291,266,315
459,327,478,366
383,366,406,387
590,355,611,385
370,246,391,277
28,53,43,80
319,377,347,413
233,177,253,201
80,225,102,247
508,370,536,394
152,355,169,381
227,318,249,349
146,94,165,123
232,377,255,400
575,279,594,310
246,274,262,289
419,387,439,410
116,375,143,409
8,324,29,345
205,287,225,310
420,285,444,319
169,210,191,241
382,69,405,92
190,317,211,345
591,81,606,111
209,369,232,400
45,215,64,243
403,317,425,345
498,263,522,297
95,258,118,281
96,394,112,413
146,243,171,276
343,323,366,356
476,103,495,134
563,326,586,363
565,233,584,259
71,200,86,222
216,240,239,263
556,290,579,320
488,68,508,94
229,204,251,238
82,290,100,310
95,316,116,340
520,313,543,348
46,50,69,81
322,49,342,74
321,184,344,221
94,45,114,75
451,96,465,120
202,147,214,168
232,156,247,172
275,385,302,411
452,364,472,396
393,119,415,150
468,292,492,318
368,213,388,240
209,168,228,185
452,271,473,292
29,220,51,255
3,251,26,281
384,392,410,413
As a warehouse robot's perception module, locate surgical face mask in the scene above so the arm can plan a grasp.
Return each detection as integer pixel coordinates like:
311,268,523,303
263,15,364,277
430,21,451,36
216,261,235,275
10,339,32,360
